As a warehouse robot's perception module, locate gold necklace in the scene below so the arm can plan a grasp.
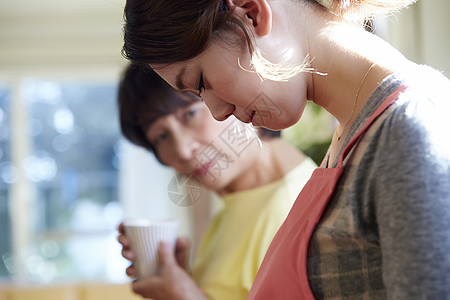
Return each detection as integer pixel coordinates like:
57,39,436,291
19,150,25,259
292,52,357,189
335,62,376,141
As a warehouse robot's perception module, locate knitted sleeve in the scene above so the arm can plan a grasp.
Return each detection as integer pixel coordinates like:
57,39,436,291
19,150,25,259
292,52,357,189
370,85,450,299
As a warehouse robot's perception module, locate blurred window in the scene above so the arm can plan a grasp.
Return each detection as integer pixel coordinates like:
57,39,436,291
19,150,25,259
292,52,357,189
0,83,12,279
0,78,127,283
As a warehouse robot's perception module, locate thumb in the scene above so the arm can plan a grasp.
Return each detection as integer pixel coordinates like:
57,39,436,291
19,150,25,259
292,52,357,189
158,240,176,268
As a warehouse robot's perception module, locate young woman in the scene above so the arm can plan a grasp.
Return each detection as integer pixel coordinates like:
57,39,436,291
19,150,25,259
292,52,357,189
116,65,316,300
121,0,450,299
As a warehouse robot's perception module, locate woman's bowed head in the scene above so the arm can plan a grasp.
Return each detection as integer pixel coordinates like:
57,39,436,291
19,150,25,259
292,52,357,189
122,0,415,132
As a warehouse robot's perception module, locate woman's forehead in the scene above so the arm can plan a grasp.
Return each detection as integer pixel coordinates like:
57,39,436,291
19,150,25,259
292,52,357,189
153,65,183,90
152,48,212,90
146,101,205,135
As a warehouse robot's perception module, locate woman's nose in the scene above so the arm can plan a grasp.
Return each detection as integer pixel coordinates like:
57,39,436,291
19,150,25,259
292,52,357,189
202,93,235,121
172,129,200,162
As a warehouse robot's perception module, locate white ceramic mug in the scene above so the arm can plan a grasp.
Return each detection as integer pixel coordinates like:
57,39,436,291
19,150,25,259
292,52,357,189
123,219,179,278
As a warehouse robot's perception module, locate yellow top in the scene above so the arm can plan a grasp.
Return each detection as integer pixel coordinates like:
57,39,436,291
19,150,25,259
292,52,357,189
192,158,317,300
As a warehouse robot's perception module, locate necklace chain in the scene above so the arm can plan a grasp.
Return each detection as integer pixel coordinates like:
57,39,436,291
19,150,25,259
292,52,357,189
335,62,376,141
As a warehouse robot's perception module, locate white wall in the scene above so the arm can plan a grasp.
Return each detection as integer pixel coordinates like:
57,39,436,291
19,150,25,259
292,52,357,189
119,141,176,220
0,0,125,70
377,0,450,76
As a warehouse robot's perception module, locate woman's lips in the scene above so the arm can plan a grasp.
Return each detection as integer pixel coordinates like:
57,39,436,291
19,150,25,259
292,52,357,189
193,159,216,177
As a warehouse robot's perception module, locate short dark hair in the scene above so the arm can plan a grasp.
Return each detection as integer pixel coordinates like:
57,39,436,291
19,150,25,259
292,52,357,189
117,64,200,160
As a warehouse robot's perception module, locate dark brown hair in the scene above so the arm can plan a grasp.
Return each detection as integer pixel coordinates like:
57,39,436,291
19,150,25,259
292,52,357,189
122,0,256,66
117,64,200,160
122,0,415,67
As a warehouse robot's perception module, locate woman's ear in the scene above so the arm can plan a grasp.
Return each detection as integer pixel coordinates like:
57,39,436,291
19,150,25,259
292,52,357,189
226,0,272,36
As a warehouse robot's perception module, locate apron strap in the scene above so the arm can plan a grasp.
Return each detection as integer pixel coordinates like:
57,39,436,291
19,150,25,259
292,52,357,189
337,85,407,168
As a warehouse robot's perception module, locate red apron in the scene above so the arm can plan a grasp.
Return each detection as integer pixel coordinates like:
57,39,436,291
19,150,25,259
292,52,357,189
248,86,407,300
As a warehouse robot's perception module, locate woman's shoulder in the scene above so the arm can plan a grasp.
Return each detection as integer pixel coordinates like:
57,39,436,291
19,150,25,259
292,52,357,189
390,65,449,128
371,65,450,133
348,65,450,177
361,65,450,174
398,64,450,102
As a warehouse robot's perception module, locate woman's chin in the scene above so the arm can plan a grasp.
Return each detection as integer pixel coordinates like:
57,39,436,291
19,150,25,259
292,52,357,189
195,177,227,192
252,119,296,131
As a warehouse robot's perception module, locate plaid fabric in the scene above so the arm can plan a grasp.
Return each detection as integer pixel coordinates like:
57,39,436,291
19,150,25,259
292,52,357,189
308,106,392,300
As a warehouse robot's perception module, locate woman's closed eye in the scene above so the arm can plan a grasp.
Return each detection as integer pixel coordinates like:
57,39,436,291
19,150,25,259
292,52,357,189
197,73,205,97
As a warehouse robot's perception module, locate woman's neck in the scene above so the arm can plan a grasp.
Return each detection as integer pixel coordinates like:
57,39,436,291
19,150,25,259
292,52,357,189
307,20,413,123
301,16,417,164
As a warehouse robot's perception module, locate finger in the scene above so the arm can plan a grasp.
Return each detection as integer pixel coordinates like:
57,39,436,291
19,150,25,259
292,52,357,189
176,236,190,251
159,240,176,268
175,237,191,269
118,234,131,248
126,265,138,278
117,222,125,234
121,248,135,261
